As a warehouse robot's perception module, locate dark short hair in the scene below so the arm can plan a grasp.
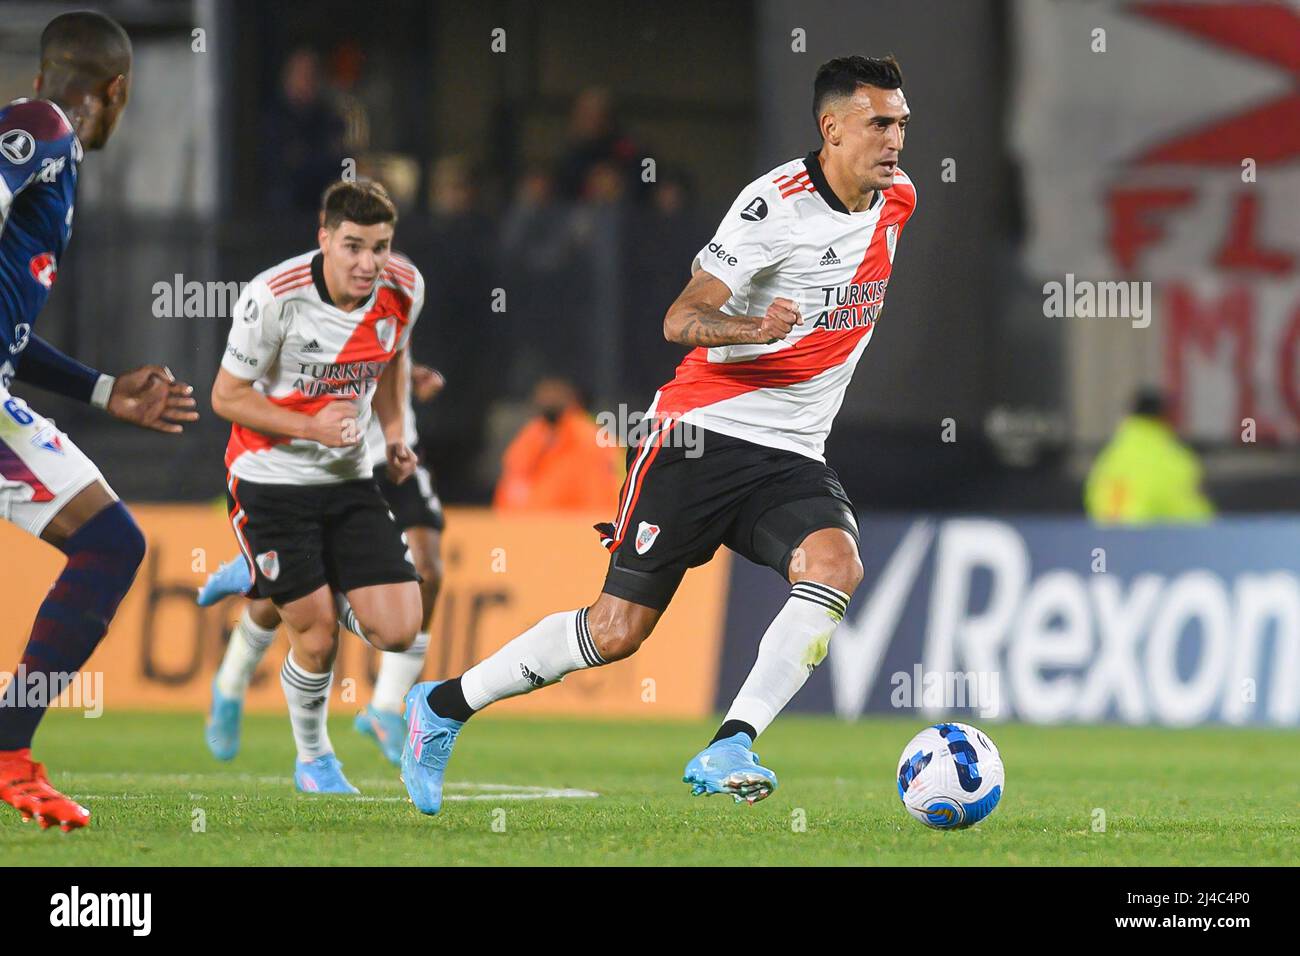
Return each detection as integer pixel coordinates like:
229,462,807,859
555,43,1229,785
1132,387,1167,418
813,55,903,123
40,10,132,85
320,179,397,230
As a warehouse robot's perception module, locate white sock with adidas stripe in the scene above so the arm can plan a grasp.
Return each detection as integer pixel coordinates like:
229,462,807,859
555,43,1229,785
722,580,851,736
280,653,335,762
215,607,277,698
460,608,604,711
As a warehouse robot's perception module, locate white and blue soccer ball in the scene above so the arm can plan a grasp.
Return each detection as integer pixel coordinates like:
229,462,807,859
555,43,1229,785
896,722,1004,830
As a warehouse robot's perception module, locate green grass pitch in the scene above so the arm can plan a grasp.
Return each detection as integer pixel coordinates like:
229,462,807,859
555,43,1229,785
2,710,1297,866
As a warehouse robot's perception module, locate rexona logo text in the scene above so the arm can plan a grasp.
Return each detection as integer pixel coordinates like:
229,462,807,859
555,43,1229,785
50,886,151,936
827,518,1300,727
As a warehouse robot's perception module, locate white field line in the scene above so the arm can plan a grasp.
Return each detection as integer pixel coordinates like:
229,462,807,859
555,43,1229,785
77,791,598,803
61,772,598,801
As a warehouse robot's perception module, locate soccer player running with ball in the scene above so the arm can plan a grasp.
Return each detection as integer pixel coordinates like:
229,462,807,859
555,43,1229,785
199,355,446,768
402,55,915,813
212,180,425,794
0,12,200,831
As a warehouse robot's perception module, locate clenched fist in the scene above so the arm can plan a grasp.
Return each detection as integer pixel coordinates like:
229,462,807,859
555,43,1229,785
386,441,417,484
307,401,359,447
755,297,802,343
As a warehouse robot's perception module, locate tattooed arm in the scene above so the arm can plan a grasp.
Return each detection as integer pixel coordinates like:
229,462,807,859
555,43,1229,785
663,270,802,347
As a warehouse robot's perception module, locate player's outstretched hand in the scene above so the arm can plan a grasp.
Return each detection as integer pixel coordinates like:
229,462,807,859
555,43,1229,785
107,365,199,435
757,297,802,343
308,401,360,447
386,441,417,485
411,364,445,403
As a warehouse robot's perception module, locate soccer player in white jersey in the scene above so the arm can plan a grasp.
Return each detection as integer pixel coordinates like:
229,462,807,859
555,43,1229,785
211,180,425,793
401,55,916,813
200,355,446,768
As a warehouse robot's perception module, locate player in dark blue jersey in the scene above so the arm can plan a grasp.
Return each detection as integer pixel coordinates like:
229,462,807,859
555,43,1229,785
0,12,198,831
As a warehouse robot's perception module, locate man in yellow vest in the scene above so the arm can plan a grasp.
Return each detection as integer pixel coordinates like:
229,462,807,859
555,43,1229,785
1085,389,1213,524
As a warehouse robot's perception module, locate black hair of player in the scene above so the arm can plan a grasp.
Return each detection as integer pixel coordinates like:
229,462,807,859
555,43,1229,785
812,55,903,125
1132,387,1167,419
320,180,398,230
39,10,132,92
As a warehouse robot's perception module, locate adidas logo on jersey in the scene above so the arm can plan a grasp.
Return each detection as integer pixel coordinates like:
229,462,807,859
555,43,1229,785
302,339,322,353
820,247,841,266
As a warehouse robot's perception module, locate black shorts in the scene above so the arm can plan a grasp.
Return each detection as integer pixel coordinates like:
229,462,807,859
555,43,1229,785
596,426,858,610
373,457,445,532
228,477,419,605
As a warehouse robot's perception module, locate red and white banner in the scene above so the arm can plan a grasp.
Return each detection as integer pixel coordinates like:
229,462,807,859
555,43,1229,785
1013,1,1300,442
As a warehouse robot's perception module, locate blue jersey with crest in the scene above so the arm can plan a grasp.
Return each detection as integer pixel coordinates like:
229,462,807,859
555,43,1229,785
0,98,81,387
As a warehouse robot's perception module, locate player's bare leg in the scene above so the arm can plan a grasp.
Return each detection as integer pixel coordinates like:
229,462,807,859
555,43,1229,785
276,587,357,793
206,554,435,764
402,591,660,814
687,527,864,804
342,580,422,653
0,482,145,831
206,597,278,761
355,528,442,762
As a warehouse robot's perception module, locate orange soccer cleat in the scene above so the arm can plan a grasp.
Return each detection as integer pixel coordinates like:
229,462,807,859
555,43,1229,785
0,749,90,832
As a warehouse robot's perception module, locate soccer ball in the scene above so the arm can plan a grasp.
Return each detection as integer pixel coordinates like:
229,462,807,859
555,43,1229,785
896,722,1004,830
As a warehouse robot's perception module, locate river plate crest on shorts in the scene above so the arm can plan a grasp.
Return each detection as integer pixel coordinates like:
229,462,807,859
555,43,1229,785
635,521,660,554
256,550,280,581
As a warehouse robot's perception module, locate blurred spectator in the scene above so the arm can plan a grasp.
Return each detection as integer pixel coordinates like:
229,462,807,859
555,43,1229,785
493,378,623,512
264,48,347,214
555,87,647,202
416,155,500,497
1085,389,1214,524
501,166,573,270
327,40,370,154
499,166,594,394
621,167,705,400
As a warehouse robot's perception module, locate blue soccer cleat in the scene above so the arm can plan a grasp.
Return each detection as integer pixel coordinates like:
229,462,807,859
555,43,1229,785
206,677,243,762
354,704,406,766
294,753,360,794
196,555,252,607
683,732,778,805
400,680,464,815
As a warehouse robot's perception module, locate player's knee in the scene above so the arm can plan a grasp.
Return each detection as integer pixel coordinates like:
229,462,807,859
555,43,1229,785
61,502,146,585
291,624,338,671
825,551,864,595
588,608,653,663
365,625,415,653
114,508,147,571
796,539,863,595
359,590,422,652
82,501,146,569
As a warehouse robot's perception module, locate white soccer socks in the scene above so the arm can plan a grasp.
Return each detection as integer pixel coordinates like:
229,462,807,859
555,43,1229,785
280,653,335,761
372,630,429,714
459,608,604,711
722,581,850,737
215,607,278,698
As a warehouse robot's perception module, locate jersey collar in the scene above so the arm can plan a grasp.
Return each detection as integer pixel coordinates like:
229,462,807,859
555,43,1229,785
803,150,881,215
42,100,84,163
311,252,378,314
